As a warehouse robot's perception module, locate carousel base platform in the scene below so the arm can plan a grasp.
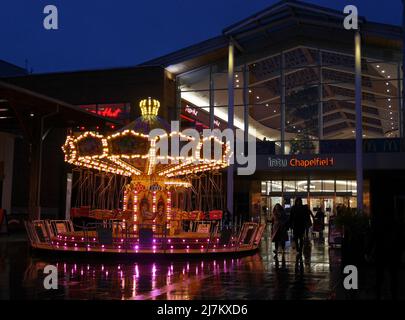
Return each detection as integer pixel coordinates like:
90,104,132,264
25,220,266,256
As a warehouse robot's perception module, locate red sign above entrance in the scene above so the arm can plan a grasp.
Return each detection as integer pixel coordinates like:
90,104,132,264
268,156,335,168
290,157,335,168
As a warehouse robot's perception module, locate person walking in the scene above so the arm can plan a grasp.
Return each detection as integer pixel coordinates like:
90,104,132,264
289,198,311,262
270,204,288,258
304,204,314,241
314,206,326,239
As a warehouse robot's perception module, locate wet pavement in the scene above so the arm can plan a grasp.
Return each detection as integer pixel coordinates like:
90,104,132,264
0,227,348,300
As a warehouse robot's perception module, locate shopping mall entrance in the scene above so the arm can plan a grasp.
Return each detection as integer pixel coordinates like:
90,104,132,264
261,179,359,240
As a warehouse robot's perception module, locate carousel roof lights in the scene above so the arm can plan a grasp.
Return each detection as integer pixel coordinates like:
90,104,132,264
63,98,229,178
139,97,160,117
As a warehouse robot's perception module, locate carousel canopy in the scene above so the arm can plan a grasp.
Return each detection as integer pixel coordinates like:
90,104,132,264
62,98,231,179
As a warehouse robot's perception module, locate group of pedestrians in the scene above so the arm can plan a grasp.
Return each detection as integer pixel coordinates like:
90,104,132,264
270,198,325,262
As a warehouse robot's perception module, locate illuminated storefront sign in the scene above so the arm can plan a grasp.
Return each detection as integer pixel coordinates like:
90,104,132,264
181,100,224,129
290,157,334,168
96,107,122,118
184,105,198,117
268,157,335,168
78,103,130,121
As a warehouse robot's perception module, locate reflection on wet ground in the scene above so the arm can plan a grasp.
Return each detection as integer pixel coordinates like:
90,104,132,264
0,229,342,300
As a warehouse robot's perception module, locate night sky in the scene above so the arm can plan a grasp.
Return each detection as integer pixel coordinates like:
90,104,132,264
0,0,403,74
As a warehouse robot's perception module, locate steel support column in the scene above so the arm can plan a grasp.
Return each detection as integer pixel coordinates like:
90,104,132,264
243,64,249,143
280,52,286,154
355,30,364,213
227,40,235,220
209,65,215,130
398,63,403,137
402,0,405,137
318,49,324,140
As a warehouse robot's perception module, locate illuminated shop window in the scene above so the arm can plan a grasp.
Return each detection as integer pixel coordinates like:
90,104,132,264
283,181,296,192
335,180,348,192
261,181,267,194
347,180,357,194
296,180,308,192
323,180,335,193
270,181,282,192
309,180,322,192
262,179,359,196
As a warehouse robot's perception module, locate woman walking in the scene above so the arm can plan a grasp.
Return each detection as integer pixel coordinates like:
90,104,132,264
270,204,288,257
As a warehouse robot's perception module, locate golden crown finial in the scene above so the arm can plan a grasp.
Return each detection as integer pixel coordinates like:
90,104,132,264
139,97,160,117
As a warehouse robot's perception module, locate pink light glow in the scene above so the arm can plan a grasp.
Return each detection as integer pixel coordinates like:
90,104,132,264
168,239,171,243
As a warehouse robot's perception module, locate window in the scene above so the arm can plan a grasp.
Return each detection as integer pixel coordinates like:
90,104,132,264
283,181,296,192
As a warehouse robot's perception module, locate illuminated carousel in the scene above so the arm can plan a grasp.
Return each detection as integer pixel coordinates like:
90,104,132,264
25,98,265,255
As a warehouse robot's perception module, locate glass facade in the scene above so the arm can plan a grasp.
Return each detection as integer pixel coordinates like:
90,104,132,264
261,179,357,195
261,179,359,213
177,46,403,153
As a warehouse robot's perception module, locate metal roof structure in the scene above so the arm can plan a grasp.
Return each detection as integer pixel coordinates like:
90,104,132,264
140,0,403,140
140,0,402,72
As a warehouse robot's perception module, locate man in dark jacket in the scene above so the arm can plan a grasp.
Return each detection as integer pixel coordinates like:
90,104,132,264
289,197,311,261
